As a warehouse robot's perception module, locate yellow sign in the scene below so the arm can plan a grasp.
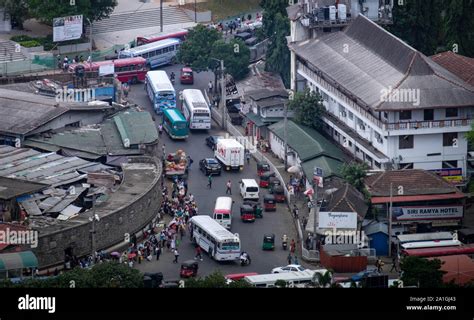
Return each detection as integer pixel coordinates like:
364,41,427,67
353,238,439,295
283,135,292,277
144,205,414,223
443,176,463,183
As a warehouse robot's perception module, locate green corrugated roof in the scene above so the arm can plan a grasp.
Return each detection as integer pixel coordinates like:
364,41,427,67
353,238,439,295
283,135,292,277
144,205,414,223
0,251,38,271
301,155,343,179
113,111,159,146
268,120,345,161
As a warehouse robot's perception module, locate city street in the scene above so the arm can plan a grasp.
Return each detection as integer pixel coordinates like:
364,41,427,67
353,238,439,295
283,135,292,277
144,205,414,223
128,64,299,280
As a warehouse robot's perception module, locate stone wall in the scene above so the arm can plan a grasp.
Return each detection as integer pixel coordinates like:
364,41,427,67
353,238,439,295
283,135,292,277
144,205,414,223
33,157,162,268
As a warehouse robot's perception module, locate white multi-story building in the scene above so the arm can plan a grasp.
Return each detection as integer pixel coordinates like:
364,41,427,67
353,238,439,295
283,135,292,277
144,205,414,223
287,0,474,180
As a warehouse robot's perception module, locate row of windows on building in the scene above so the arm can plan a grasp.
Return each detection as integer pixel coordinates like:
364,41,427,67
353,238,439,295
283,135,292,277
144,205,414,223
399,132,458,149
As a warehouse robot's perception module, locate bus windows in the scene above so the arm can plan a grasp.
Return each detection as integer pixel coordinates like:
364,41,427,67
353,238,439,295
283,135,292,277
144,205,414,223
169,46,175,51
142,53,149,58
163,47,169,53
149,51,156,57
156,49,162,55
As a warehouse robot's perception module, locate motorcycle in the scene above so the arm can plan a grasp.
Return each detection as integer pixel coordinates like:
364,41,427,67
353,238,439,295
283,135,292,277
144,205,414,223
170,73,176,85
282,241,288,250
240,253,251,266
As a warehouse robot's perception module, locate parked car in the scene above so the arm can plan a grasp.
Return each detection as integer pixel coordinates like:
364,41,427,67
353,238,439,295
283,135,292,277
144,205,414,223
271,264,306,274
199,158,222,176
206,135,223,150
180,67,194,84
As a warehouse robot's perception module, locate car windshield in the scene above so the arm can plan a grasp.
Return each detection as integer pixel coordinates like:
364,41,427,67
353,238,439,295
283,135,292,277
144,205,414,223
207,159,218,164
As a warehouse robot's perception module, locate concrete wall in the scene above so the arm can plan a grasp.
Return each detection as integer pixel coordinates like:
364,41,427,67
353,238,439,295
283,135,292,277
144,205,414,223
183,8,211,23
58,42,91,55
32,157,162,268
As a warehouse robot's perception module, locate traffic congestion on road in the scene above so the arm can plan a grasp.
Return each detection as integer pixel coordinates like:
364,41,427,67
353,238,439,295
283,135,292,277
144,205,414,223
126,65,300,281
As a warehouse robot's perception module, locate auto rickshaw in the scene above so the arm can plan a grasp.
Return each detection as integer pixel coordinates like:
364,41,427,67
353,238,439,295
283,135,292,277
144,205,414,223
240,204,256,222
244,201,263,218
262,233,275,250
263,194,276,212
180,260,198,278
269,177,282,194
259,171,276,188
273,185,286,203
257,161,271,176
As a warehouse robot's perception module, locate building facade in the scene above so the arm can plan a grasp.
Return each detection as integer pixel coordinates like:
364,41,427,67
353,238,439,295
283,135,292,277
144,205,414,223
287,2,474,181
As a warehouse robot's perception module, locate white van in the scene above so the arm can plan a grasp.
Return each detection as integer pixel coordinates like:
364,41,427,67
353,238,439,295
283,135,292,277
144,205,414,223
213,196,233,229
239,179,259,200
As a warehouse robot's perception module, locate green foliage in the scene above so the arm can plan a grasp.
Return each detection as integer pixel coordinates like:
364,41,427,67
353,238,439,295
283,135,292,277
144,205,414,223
400,256,446,288
27,0,118,24
18,40,42,48
0,0,30,29
0,262,143,288
274,279,287,288
288,88,324,129
210,39,250,80
260,0,291,87
387,0,474,57
185,271,251,288
312,270,333,288
10,35,34,42
341,162,369,193
465,123,474,147
177,24,221,71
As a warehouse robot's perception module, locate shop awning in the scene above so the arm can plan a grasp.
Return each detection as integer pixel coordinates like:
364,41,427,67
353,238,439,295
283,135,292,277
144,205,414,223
0,251,38,271
371,193,466,204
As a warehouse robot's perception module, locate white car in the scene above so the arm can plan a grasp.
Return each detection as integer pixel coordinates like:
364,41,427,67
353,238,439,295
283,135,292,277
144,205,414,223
271,264,306,274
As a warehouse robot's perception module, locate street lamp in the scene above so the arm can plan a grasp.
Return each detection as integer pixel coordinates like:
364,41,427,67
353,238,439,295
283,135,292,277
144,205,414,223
86,18,93,71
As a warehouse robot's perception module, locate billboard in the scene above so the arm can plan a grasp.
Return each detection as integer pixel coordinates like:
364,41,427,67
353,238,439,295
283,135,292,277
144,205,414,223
391,206,463,221
53,15,83,42
429,168,463,184
318,212,357,229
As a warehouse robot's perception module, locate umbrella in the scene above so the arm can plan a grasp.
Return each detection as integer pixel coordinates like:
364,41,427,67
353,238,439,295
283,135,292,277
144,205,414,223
110,252,120,257
287,166,300,173
128,253,136,259
304,188,314,196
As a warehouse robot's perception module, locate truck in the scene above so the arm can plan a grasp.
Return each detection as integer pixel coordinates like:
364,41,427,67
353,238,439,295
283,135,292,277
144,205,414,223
164,149,188,178
214,139,245,171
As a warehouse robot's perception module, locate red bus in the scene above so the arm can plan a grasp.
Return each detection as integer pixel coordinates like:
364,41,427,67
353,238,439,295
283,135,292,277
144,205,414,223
68,57,147,83
402,244,474,258
136,29,188,46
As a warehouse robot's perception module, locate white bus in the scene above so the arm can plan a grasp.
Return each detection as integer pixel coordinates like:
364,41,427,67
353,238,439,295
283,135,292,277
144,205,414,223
181,89,211,130
145,70,176,114
400,239,462,250
213,196,233,230
189,215,240,261
244,270,327,288
118,38,180,69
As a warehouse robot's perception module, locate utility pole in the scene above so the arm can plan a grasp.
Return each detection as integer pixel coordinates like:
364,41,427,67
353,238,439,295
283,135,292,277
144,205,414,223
194,0,197,23
86,18,93,77
90,194,98,258
388,182,393,257
283,101,288,170
160,0,163,33
220,59,226,130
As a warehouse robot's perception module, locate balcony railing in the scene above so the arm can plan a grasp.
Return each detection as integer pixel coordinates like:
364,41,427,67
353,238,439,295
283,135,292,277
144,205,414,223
386,119,473,131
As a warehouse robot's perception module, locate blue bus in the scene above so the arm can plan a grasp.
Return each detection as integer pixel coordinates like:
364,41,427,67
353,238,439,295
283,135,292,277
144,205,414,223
162,108,189,139
118,38,180,69
145,70,176,114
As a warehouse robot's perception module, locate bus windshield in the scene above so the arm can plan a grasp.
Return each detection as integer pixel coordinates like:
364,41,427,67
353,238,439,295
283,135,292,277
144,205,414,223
158,92,175,100
220,242,239,250
193,111,210,119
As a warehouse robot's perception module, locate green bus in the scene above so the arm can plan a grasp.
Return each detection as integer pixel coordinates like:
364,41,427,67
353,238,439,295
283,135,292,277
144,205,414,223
162,108,189,139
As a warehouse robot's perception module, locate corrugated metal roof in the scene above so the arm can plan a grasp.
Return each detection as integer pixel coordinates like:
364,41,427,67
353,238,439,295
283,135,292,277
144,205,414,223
269,120,345,161
290,15,474,111
0,177,47,200
113,110,158,146
301,155,343,179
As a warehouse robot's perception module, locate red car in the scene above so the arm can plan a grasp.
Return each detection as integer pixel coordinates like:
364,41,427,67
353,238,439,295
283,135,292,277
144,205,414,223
180,67,194,84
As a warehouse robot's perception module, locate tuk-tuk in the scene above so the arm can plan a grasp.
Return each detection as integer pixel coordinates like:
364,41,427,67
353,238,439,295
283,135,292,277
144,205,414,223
263,194,276,211
243,201,263,218
269,177,282,194
262,233,275,250
240,204,256,222
273,185,286,203
180,260,198,278
259,172,276,188
257,161,271,176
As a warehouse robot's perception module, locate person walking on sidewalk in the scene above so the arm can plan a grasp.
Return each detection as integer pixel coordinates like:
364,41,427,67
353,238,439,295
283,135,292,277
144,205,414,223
155,245,161,261
226,180,232,194
292,204,299,220
207,174,213,189
290,239,296,254
173,249,179,263
208,81,213,94
390,255,399,273
287,253,292,265
246,150,251,165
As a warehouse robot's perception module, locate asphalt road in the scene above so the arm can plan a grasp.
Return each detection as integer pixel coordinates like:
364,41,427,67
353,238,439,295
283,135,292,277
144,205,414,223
128,64,299,280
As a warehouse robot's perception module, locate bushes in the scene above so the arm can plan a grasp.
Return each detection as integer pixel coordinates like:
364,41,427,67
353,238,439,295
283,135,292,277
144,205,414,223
18,40,42,48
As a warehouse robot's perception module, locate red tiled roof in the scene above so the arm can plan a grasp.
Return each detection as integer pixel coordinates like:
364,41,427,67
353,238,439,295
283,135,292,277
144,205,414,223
429,255,474,286
365,169,461,197
431,51,474,87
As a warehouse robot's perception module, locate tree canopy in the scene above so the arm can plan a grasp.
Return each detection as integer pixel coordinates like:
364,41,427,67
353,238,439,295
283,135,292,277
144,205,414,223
210,39,250,80
184,271,252,288
400,256,446,288
341,162,369,194
287,87,324,129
